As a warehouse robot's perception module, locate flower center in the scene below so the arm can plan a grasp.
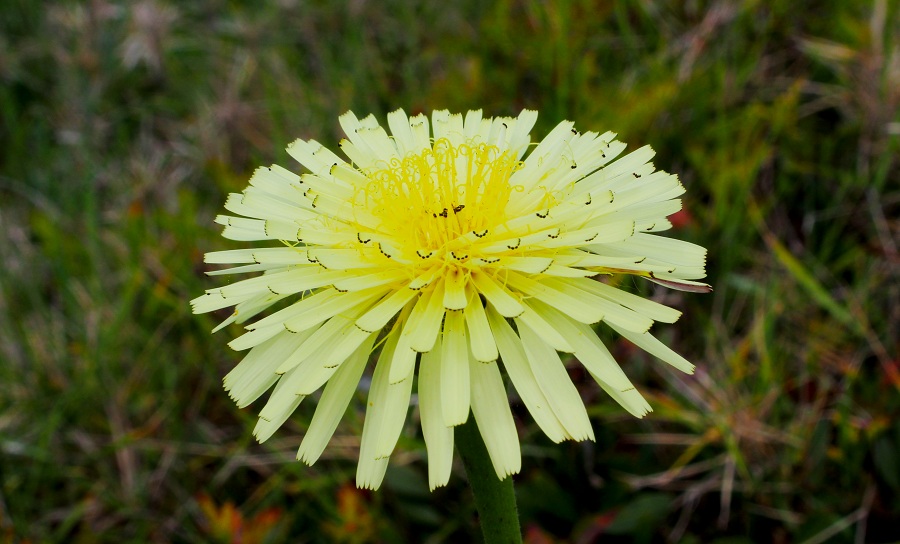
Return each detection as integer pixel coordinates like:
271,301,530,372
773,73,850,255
360,139,520,262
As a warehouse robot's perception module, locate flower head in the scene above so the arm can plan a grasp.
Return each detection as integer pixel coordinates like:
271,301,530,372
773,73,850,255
191,109,709,490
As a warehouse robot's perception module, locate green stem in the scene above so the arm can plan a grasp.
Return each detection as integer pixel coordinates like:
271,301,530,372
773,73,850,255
456,416,522,544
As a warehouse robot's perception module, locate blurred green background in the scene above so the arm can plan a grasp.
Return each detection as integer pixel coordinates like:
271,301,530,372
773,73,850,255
1,0,898,542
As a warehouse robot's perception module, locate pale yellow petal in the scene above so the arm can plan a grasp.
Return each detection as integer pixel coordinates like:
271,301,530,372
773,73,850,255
470,357,521,478
388,331,418,385
407,279,446,353
275,313,358,375
408,113,431,153
253,368,305,443
527,300,651,417
281,287,386,334
247,288,341,331
463,109,483,138
608,322,695,374
229,191,316,223
214,292,286,332
355,287,419,333
227,324,285,351
576,145,656,194
470,270,524,318
443,267,468,310
356,457,389,491
332,268,408,292
418,336,454,490
224,329,311,408
504,272,603,325
356,328,399,491
507,109,538,158
204,247,309,265
281,317,371,385
440,311,470,426
215,267,349,300
357,318,414,488
387,108,415,156
486,307,568,442
517,320,594,441
464,287,498,363
570,278,682,324
296,333,376,465
515,304,574,353
286,138,346,175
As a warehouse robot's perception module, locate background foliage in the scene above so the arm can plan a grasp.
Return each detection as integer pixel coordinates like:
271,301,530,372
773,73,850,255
1,0,898,542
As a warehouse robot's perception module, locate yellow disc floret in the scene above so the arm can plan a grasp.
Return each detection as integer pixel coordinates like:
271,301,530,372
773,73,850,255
360,138,520,264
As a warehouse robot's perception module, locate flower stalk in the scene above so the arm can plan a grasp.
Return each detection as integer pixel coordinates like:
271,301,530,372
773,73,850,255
456,416,522,544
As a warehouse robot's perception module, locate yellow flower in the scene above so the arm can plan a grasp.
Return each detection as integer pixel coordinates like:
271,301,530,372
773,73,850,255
191,109,709,490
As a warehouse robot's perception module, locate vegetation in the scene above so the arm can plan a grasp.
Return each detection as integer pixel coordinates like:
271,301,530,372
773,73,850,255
0,0,897,542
